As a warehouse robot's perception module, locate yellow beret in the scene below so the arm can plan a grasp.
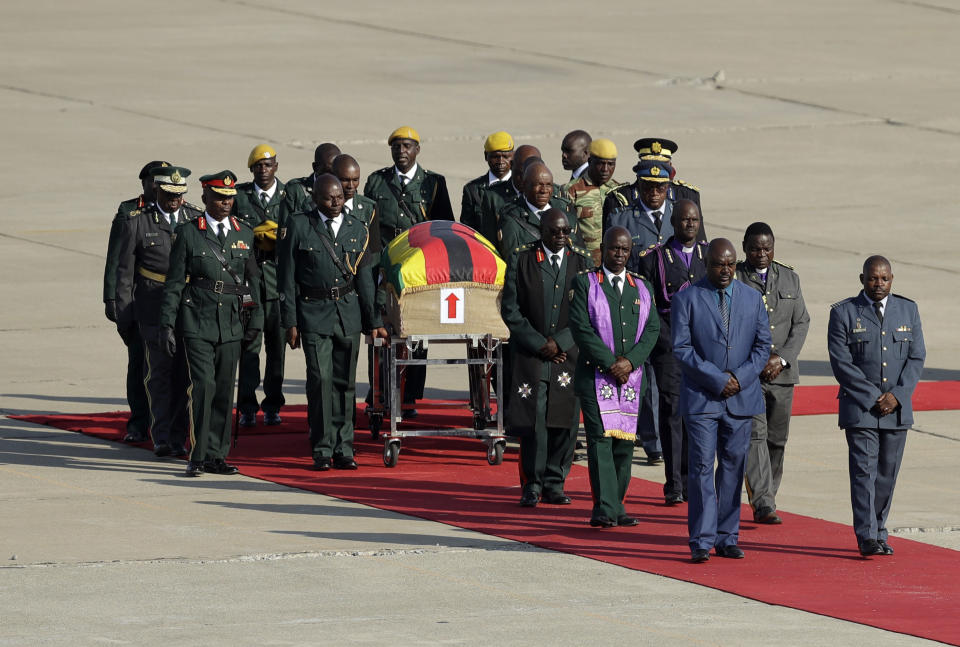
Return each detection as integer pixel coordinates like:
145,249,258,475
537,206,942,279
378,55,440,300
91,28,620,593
247,144,277,168
483,131,514,153
388,126,420,144
253,219,279,251
588,138,617,159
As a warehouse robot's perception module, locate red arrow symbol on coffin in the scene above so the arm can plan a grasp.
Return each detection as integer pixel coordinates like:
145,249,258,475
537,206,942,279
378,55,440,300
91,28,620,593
445,293,460,319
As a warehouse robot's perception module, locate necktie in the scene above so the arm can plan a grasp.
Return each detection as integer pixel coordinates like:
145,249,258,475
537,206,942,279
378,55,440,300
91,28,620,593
537,210,547,219
718,289,729,331
217,223,227,245
651,211,662,231
551,254,560,273
873,301,883,324
612,276,622,294
324,218,335,240
259,192,270,208
400,176,409,188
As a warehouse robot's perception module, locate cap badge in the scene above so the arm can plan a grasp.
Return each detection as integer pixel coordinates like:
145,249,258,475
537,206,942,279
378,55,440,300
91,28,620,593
651,142,662,154
224,176,233,186
650,166,661,177
171,170,182,183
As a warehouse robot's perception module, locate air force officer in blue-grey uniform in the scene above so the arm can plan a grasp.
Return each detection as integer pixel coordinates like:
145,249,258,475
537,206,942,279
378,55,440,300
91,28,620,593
828,255,925,557
671,239,771,563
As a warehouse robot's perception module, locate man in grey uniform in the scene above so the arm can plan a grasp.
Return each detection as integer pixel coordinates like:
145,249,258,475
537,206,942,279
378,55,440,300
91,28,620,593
827,255,925,557
736,222,810,524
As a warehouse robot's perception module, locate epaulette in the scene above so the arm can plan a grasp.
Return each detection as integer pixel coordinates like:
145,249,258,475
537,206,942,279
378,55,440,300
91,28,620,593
638,247,652,257
515,241,537,253
184,201,202,212
773,259,794,270
232,216,253,230
578,267,596,275
673,179,700,192
627,270,642,279
892,293,916,304
569,244,591,259
128,208,143,218
831,297,855,309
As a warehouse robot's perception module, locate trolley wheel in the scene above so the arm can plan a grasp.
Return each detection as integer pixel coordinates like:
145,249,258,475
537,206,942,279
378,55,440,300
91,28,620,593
487,440,505,466
369,413,382,441
383,440,400,467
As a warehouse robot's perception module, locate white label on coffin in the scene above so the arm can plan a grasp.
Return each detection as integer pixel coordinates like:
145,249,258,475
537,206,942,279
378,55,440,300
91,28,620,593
439,287,465,324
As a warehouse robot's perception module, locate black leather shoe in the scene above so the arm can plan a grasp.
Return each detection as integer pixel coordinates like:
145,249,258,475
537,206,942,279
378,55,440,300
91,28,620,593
184,461,204,477
263,411,282,426
859,539,884,557
589,516,617,528
333,456,358,470
312,457,332,471
665,493,684,506
170,444,188,457
715,545,745,559
754,507,783,524
691,549,710,563
646,451,663,465
541,492,571,505
153,442,172,458
617,515,639,527
401,408,418,419
519,491,540,507
123,431,147,443
238,412,256,427
878,539,895,555
204,459,239,475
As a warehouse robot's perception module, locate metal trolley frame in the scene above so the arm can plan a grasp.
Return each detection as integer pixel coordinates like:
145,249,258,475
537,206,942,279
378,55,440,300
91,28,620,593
366,334,506,467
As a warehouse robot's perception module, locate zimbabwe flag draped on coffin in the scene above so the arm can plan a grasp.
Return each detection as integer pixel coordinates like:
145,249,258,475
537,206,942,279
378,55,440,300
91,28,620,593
380,221,509,337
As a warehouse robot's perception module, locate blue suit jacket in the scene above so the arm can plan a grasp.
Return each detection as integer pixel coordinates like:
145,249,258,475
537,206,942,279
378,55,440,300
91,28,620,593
827,293,925,430
603,200,674,274
671,278,772,417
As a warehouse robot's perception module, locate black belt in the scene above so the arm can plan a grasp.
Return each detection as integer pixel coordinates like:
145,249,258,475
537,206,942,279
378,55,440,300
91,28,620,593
301,281,355,300
188,277,251,296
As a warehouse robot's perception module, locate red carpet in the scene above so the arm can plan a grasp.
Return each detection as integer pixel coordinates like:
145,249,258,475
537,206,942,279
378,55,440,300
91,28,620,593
790,380,960,416
14,397,960,645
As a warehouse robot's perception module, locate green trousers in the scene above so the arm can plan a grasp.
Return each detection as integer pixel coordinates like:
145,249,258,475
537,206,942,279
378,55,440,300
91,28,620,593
183,337,241,463
124,327,150,436
302,329,360,459
583,397,634,520
238,298,286,416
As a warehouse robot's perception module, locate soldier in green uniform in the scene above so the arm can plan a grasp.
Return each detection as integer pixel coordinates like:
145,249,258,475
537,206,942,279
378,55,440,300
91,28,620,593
115,166,201,457
333,154,378,231
497,161,579,260
278,174,388,470
104,160,170,442
570,227,660,528
564,138,624,265
363,126,453,413
286,142,341,213
501,209,592,507
232,144,295,427
159,171,263,477
460,131,514,243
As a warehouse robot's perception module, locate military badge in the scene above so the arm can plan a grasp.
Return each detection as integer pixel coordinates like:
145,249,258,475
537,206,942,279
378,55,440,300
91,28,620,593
171,170,182,183
236,241,249,250
623,386,637,402
517,383,533,399
651,141,662,154
224,176,233,186
650,166,661,177
557,372,571,388
600,384,614,400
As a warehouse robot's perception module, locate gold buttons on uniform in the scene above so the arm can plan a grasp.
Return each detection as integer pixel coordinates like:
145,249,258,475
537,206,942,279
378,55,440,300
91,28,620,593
882,362,887,366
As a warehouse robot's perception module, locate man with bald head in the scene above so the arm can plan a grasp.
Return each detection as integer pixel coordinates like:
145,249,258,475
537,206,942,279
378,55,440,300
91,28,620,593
278,174,388,471
671,238,771,562
287,142,342,212
561,130,592,182
496,161,579,260
828,256,924,557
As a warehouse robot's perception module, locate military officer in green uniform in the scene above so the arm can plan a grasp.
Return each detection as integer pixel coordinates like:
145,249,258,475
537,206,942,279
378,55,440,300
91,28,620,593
363,126,453,412
232,144,294,427
286,142,341,213
115,166,201,457
497,161,579,260
501,209,592,507
278,174,388,470
564,138,624,265
159,171,263,477
460,131,514,243
570,227,660,528
735,222,810,524
104,160,170,442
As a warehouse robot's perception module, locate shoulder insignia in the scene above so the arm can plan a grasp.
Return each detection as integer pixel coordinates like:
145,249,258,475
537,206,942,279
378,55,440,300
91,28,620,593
128,208,142,218
534,247,545,263
197,217,207,231
831,297,854,309
892,293,916,304
638,247,653,258
673,179,700,192
230,216,242,231
773,259,795,270
517,241,537,251
626,273,636,288
569,244,591,259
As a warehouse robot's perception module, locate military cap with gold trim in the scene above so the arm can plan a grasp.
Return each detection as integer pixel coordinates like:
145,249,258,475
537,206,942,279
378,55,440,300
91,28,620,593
633,138,678,160
483,131,514,153
139,160,171,180
154,166,191,195
247,144,277,168
632,158,672,183
388,126,420,144
199,170,238,196
588,138,618,159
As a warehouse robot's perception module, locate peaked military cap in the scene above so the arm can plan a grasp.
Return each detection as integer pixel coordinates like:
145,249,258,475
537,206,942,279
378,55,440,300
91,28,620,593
633,138,678,160
632,158,672,183
154,166,191,194
199,170,239,196
139,160,172,180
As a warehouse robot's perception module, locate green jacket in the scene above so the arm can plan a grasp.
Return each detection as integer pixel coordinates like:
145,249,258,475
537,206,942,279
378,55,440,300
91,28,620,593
277,209,381,336
344,194,377,226
496,195,579,260
460,173,499,243
285,174,316,214
103,194,149,303
362,164,454,246
569,269,660,401
231,179,295,300
159,215,263,342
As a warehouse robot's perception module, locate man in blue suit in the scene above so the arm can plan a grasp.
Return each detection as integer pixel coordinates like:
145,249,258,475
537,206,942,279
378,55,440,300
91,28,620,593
828,255,925,557
671,239,772,562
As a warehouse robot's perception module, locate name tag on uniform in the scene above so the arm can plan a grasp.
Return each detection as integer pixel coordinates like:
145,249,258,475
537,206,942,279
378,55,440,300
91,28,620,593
145,232,160,238
852,327,867,333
